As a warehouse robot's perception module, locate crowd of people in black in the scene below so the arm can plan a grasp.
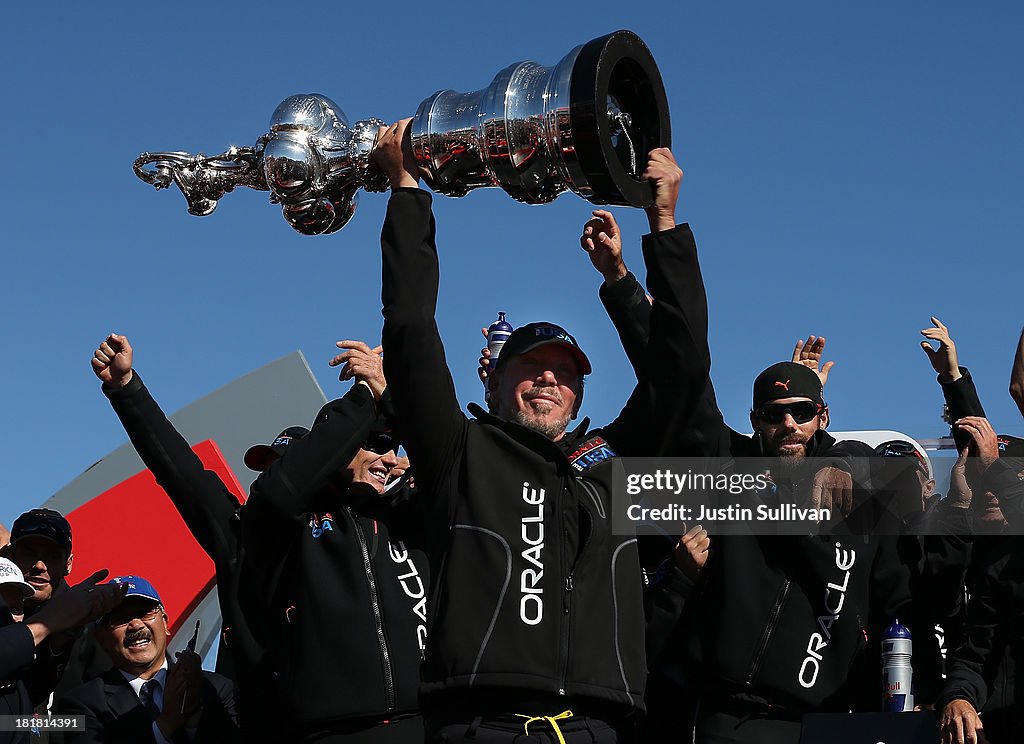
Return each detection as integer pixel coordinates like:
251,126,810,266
0,127,1022,744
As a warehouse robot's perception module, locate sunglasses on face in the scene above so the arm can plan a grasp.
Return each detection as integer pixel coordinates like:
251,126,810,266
104,604,162,628
362,434,396,455
755,401,824,425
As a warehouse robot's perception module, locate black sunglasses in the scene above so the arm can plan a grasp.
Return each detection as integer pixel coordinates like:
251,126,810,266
881,441,917,457
755,401,824,425
363,434,397,455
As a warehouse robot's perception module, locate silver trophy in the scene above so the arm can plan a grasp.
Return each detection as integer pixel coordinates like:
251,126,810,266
134,30,670,235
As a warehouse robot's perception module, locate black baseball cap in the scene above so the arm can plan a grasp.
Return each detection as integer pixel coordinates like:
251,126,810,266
492,322,591,376
243,426,310,471
313,402,401,453
10,508,72,555
752,362,824,409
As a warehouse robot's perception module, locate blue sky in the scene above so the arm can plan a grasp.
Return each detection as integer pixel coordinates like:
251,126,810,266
1,2,1022,526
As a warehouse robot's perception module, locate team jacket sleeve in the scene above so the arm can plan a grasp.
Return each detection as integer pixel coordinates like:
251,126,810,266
54,692,105,744
939,367,986,452
939,546,1012,712
599,271,651,381
380,188,467,499
643,561,697,665
595,272,652,455
242,383,378,538
103,373,241,563
642,224,730,457
0,622,36,682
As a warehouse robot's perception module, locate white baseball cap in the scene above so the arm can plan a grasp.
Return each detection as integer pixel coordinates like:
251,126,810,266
0,558,36,599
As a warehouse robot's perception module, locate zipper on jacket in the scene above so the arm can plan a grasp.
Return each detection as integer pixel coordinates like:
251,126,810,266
559,573,574,696
352,511,395,710
745,579,791,686
557,484,571,695
558,477,598,694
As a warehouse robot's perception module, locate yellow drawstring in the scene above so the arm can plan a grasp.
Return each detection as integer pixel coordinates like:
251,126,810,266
515,710,574,744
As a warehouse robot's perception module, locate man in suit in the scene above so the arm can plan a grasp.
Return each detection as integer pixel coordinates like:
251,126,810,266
57,576,238,743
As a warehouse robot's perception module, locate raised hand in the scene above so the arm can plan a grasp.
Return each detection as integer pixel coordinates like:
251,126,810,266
642,148,682,233
673,524,710,582
792,335,835,387
330,341,386,400
92,334,134,388
371,119,418,190
580,209,627,284
29,569,126,638
946,448,972,509
956,416,1000,474
920,316,962,382
478,327,492,385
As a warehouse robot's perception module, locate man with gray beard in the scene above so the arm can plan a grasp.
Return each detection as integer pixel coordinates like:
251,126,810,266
370,119,692,743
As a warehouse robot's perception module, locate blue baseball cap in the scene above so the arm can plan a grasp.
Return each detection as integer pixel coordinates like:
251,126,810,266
109,575,161,604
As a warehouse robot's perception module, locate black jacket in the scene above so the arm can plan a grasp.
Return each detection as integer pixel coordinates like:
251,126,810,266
0,619,37,744
939,537,1024,725
380,188,649,716
641,220,920,711
102,374,276,739
57,665,238,744
239,383,428,734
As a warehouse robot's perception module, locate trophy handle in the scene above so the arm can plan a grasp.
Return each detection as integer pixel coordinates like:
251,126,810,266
133,143,269,217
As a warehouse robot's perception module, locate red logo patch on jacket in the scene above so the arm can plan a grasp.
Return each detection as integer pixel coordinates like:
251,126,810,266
568,436,616,472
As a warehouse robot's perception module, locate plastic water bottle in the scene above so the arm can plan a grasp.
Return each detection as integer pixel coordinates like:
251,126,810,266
484,312,513,404
487,312,513,362
881,619,914,712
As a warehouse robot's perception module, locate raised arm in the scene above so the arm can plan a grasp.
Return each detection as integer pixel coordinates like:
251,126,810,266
583,209,651,380
94,334,241,563
374,120,467,496
791,335,835,388
920,317,986,452
243,346,383,535
1011,325,1024,419
640,150,730,457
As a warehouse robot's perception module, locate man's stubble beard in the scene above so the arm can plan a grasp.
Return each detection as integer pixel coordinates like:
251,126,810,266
511,409,571,440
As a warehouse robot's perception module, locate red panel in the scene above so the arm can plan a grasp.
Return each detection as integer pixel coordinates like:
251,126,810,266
65,440,244,634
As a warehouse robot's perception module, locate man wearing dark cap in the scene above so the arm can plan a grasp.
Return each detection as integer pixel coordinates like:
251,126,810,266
92,333,306,742
872,440,937,521
7,509,74,610
3,507,113,721
239,339,428,743
0,557,124,744
370,122,679,744
633,157,927,743
57,575,238,743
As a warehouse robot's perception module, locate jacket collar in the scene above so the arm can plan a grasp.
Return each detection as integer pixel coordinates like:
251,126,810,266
467,403,591,465
100,666,153,722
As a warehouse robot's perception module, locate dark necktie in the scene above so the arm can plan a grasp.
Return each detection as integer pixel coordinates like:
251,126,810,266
139,678,161,720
